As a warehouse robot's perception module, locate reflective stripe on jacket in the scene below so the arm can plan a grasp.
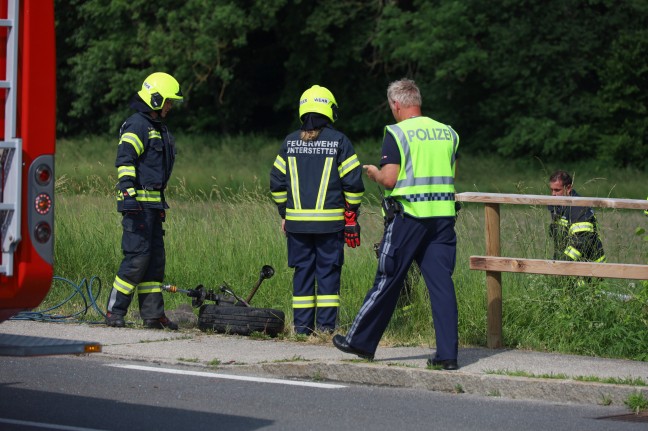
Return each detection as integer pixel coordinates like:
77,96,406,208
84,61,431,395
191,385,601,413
115,112,176,210
270,125,365,234
548,189,606,262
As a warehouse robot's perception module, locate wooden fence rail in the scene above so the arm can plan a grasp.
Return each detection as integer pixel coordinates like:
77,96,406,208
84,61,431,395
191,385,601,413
455,192,648,348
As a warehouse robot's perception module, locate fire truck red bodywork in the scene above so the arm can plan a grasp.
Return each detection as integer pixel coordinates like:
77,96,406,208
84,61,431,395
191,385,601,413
0,0,56,322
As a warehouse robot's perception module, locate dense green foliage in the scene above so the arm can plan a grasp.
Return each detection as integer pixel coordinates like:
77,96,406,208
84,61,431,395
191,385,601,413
55,0,648,168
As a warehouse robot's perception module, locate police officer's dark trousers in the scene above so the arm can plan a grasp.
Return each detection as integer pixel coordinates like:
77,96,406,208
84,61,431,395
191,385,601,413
345,215,458,360
107,209,166,319
287,231,344,335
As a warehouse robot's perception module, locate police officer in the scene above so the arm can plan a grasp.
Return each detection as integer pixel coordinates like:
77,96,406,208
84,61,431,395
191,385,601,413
333,78,460,370
105,72,183,330
270,85,364,335
548,170,606,263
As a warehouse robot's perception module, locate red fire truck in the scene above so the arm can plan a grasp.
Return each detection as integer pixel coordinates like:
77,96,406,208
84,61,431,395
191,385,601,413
0,0,99,355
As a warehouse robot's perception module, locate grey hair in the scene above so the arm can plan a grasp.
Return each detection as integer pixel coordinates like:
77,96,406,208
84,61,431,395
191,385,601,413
387,78,422,108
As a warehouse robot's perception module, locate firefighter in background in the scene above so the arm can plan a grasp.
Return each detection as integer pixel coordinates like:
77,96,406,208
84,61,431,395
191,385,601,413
105,72,183,330
333,78,460,370
270,85,365,335
548,170,606,263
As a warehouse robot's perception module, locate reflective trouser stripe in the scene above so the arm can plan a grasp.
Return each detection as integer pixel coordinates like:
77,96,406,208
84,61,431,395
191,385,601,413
113,277,162,294
316,295,340,307
293,296,315,309
138,281,162,294
113,275,136,295
594,255,607,263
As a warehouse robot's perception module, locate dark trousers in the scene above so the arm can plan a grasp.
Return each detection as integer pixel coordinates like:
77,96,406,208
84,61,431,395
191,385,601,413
287,231,344,334
346,215,458,360
107,209,166,319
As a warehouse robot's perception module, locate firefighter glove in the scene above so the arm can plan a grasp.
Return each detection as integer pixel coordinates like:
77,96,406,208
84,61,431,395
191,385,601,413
344,210,361,248
121,190,142,212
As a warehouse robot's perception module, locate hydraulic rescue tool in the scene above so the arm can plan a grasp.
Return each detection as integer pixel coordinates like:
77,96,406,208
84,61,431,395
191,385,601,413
162,265,284,337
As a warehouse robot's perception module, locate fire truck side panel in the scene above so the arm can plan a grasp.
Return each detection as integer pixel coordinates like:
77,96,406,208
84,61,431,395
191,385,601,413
0,0,55,321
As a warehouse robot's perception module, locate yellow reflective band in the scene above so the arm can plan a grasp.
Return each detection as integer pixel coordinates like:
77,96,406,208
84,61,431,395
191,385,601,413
316,158,334,210
138,281,162,294
293,296,315,309
556,218,569,227
148,130,162,140
113,275,135,295
316,295,340,307
274,155,286,175
564,246,582,260
569,222,594,235
135,190,162,202
120,132,144,156
338,154,360,178
344,191,363,205
288,157,302,209
272,191,287,203
594,255,607,263
285,208,345,221
118,165,136,179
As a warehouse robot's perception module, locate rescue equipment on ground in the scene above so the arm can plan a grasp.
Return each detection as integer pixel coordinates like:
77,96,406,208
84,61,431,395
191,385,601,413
161,265,285,337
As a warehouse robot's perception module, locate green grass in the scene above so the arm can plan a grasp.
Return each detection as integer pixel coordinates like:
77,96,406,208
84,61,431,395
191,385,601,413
485,369,648,386
625,392,648,413
44,135,648,360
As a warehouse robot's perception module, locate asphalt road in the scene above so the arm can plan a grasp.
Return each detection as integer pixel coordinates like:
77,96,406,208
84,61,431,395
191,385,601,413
0,355,645,431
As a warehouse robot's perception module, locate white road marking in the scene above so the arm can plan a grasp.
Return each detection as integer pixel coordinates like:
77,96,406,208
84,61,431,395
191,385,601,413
0,418,108,431
108,363,347,389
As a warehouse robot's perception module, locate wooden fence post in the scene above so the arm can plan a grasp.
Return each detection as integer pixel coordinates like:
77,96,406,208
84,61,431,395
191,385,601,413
457,192,648,350
484,203,502,348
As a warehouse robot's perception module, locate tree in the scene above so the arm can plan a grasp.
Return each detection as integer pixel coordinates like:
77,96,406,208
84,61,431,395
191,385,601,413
56,0,286,135
55,0,648,168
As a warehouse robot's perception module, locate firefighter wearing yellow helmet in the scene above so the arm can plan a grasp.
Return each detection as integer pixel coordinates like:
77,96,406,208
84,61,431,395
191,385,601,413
298,85,339,123
106,72,183,330
270,85,365,335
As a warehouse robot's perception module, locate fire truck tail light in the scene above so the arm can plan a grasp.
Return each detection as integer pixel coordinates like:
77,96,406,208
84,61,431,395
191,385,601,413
34,222,52,244
35,164,53,185
34,193,52,215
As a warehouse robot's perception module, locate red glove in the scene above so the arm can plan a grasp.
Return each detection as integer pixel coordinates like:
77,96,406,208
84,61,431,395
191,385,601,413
344,210,361,248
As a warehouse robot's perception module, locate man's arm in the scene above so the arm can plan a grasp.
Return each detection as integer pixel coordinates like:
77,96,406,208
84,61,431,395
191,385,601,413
363,163,399,189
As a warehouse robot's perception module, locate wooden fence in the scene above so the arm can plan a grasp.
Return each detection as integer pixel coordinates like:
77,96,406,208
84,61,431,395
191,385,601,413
455,192,648,348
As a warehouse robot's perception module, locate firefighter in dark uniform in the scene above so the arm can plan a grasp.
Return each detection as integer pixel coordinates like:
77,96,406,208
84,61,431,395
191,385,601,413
270,85,364,335
333,78,460,370
548,170,606,263
105,72,183,330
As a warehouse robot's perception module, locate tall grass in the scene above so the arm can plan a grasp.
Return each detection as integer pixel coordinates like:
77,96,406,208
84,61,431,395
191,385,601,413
49,135,648,360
